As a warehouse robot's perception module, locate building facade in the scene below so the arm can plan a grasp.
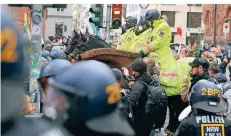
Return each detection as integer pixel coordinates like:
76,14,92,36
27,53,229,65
202,4,231,45
45,4,73,38
126,4,204,46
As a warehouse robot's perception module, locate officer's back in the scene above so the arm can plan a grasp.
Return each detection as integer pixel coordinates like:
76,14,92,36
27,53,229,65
175,80,231,136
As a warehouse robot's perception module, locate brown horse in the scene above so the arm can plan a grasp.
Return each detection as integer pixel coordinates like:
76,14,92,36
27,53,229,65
72,48,140,88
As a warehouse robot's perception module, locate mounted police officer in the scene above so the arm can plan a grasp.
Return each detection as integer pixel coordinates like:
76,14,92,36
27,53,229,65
44,60,135,136
140,9,171,57
175,80,231,136
128,17,152,53
139,9,179,135
117,16,137,51
1,6,71,136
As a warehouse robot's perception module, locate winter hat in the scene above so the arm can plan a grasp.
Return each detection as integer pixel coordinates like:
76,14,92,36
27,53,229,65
131,60,147,74
112,68,122,82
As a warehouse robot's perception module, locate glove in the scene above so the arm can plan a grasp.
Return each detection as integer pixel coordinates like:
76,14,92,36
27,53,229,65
140,50,148,58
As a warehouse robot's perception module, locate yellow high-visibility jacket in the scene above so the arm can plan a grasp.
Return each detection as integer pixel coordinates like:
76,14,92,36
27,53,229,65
117,28,136,51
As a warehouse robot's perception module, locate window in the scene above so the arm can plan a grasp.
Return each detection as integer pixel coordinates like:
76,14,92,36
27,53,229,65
161,11,175,27
187,12,202,28
186,33,203,45
57,8,64,11
55,23,63,36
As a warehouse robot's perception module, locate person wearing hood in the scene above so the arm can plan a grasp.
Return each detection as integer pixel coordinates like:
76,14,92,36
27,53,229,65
208,61,228,84
122,60,152,136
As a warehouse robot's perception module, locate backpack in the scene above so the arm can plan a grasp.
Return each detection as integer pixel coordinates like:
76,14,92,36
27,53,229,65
138,78,168,129
119,89,134,126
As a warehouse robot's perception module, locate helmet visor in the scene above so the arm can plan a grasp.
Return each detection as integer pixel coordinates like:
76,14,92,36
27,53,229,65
43,85,70,122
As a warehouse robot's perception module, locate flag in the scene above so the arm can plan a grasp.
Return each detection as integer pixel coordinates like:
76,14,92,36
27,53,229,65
24,7,31,39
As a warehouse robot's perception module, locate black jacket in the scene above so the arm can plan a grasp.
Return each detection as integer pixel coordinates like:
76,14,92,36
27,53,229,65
189,72,210,92
127,73,152,136
128,73,152,106
212,73,228,83
223,45,231,60
175,112,231,136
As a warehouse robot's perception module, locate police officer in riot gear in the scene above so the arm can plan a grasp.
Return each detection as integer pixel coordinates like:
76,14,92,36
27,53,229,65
41,50,50,60
37,59,72,117
134,17,151,36
117,16,137,51
44,60,135,136
127,17,152,53
175,80,231,136
49,48,66,60
1,6,72,136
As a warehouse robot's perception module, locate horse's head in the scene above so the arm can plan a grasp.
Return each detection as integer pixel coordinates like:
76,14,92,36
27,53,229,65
66,31,111,60
65,30,81,54
80,31,88,43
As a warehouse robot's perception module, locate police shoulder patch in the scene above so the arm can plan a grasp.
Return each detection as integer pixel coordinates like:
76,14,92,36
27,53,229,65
127,37,131,42
159,31,164,37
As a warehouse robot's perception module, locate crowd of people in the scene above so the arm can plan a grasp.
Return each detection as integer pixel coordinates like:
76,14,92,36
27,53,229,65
1,6,231,136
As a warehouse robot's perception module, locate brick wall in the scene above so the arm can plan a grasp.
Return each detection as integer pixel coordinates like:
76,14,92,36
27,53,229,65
202,4,231,44
8,6,47,38
8,7,25,33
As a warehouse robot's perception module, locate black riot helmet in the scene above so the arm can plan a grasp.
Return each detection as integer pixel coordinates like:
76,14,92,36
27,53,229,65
134,17,150,35
126,16,137,29
145,9,161,23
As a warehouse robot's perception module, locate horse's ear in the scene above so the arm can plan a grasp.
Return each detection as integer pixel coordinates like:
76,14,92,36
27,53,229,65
78,32,81,39
74,30,77,35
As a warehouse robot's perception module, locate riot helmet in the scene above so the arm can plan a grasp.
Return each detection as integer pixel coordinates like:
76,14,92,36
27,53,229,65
126,16,137,29
39,57,49,69
45,60,135,135
49,49,66,60
41,50,50,59
189,80,225,113
38,59,72,94
134,17,150,35
145,9,161,23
